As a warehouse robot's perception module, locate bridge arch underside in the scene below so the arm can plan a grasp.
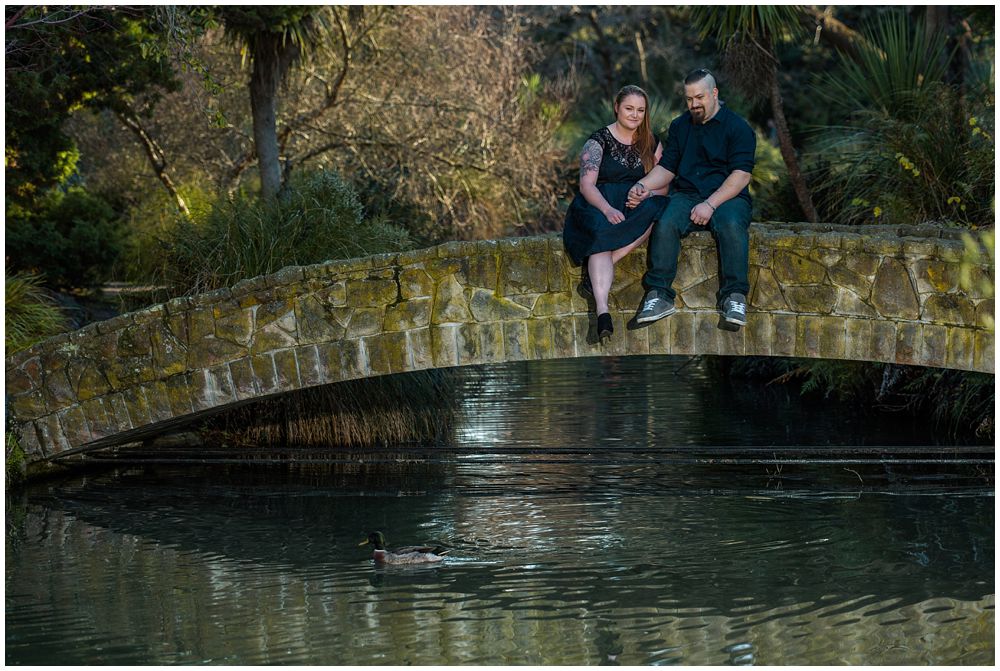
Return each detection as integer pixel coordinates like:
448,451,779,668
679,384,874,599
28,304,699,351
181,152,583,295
6,224,994,462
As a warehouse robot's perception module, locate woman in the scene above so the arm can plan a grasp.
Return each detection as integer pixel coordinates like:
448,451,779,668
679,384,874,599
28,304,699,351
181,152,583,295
563,85,669,341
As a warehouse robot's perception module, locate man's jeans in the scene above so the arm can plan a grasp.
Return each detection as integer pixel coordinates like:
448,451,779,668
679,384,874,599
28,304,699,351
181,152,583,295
644,192,751,307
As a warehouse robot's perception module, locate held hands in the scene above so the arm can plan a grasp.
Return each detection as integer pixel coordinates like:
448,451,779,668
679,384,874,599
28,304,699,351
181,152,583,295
689,201,716,226
626,182,650,209
604,207,626,225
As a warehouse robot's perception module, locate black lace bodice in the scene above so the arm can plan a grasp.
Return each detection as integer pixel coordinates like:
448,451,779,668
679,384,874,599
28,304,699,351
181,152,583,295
588,126,656,183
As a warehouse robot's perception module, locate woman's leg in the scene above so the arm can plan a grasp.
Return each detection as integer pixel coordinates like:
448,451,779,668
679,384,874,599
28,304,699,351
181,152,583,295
587,252,614,315
610,224,653,264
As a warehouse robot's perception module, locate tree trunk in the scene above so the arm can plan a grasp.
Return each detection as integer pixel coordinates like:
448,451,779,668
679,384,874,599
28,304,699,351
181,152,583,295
116,108,190,216
768,76,818,223
249,49,283,200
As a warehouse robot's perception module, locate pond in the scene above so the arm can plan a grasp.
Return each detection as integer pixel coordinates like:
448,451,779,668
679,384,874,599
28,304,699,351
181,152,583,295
5,356,994,665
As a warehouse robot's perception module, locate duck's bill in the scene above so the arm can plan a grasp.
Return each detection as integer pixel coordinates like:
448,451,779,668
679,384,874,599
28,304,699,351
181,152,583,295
358,539,369,546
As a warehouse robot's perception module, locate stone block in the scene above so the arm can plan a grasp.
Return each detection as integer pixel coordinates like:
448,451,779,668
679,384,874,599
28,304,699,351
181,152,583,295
346,308,385,339
894,322,920,365
843,318,873,362
423,256,464,282
573,314,601,358
817,316,846,360
437,239,479,259
469,288,532,322
795,316,822,359
680,277,719,309
399,267,435,299
815,231,843,249
432,275,472,324
272,348,301,390
80,398,115,441
407,328,434,370
295,294,348,344
397,247,436,268
466,252,500,291
551,317,577,359
457,323,484,366
675,246,709,291
745,312,772,358
546,241,573,294
871,258,919,320
902,239,939,258
7,390,45,422
975,300,994,330
838,232,864,251
188,306,216,342
784,285,838,315
346,274,397,308
612,279,647,312
187,335,248,370
808,248,843,269
871,321,897,364
964,265,994,299
717,318,746,356
944,328,975,371
693,312,723,356
68,360,111,402
6,359,38,397
624,319,650,355
164,296,192,316
251,353,280,395
919,324,949,369
191,364,238,412
503,321,529,361
774,250,827,285
479,322,506,364
252,301,299,352
150,320,189,378
828,264,872,297
384,298,432,332
921,294,976,326
531,292,574,318
57,405,92,448
365,331,409,376
844,253,880,278
862,236,903,255
751,268,789,311
214,301,254,346
164,374,195,417
913,260,960,294
140,381,174,424
525,319,554,360
772,314,797,357
16,421,43,458
120,385,152,429
499,250,545,295
431,325,459,368
646,316,672,355
39,414,71,456
228,357,259,400
974,330,994,373
106,393,133,433
270,265,306,286
833,287,877,318
296,345,324,388
669,312,697,355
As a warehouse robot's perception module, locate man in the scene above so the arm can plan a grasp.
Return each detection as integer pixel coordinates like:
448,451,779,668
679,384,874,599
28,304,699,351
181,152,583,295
627,69,755,328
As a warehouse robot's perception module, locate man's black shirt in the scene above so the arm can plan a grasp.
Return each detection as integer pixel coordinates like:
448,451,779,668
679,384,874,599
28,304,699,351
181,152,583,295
658,104,756,204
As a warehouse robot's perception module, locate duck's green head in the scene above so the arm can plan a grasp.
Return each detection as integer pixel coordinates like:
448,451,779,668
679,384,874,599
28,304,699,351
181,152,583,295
359,531,386,550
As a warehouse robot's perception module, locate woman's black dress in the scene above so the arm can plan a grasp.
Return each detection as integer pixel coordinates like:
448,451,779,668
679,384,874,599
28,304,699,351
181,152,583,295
563,126,669,266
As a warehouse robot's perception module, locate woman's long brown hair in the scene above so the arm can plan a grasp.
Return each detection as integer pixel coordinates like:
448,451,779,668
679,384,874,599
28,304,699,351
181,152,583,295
614,85,656,172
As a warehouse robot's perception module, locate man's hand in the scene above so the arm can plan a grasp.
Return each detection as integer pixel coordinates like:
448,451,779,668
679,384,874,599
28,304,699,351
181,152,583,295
689,201,715,226
626,183,649,209
604,207,626,224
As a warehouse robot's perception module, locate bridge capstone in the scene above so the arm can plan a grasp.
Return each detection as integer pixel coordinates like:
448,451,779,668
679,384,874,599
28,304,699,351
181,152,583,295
5,223,994,462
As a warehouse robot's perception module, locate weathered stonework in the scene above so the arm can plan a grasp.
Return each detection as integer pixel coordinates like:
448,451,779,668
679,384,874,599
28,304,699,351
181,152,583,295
5,222,993,463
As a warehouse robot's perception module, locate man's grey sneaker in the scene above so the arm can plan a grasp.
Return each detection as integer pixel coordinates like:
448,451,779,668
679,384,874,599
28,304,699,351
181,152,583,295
635,290,675,324
722,293,748,326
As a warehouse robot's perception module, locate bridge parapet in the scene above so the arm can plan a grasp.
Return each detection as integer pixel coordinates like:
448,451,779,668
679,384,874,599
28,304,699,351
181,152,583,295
6,222,994,461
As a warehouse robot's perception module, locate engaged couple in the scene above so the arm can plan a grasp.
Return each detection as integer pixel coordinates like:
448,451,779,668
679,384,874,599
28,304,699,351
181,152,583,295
563,69,756,341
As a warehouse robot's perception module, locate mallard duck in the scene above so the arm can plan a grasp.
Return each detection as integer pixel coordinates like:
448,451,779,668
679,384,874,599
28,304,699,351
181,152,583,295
358,531,448,564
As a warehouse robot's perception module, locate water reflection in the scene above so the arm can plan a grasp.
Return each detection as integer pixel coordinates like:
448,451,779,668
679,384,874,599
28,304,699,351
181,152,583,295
5,356,995,665
6,464,994,665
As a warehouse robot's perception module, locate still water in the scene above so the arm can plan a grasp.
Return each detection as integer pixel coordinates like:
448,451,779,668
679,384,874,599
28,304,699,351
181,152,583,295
5,356,995,665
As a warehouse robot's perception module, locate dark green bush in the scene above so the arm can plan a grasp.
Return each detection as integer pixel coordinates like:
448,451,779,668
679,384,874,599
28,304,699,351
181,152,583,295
6,186,125,289
160,169,416,295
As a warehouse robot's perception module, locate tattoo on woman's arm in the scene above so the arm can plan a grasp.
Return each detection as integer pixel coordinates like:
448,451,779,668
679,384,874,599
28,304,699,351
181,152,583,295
579,139,603,179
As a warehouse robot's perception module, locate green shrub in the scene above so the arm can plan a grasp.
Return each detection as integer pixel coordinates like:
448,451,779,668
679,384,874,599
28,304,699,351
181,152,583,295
5,269,68,353
160,169,416,295
6,186,125,288
810,12,995,227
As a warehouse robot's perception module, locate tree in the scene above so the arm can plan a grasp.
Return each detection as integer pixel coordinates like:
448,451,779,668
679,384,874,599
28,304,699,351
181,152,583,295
212,7,324,200
691,6,820,223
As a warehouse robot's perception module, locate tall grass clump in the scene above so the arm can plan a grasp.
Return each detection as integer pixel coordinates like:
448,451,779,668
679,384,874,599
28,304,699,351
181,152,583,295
202,369,459,449
811,11,994,226
161,169,416,295
5,269,68,353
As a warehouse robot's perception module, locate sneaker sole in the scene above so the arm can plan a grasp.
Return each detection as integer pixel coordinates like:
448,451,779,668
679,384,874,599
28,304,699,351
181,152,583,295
723,314,747,326
636,307,676,324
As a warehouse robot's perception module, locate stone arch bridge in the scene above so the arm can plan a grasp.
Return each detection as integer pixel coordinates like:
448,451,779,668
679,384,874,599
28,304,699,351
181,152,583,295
6,222,994,464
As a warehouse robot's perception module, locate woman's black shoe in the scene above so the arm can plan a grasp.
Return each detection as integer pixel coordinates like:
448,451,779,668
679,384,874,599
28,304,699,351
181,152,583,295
597,313,613,341
577,272,594,299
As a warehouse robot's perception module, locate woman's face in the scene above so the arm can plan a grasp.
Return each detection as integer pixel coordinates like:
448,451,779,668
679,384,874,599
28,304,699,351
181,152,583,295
615,94,646,131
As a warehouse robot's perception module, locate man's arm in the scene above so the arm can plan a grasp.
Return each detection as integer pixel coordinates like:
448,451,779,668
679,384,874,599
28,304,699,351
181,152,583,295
627,165,675,208
689,170,752,226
